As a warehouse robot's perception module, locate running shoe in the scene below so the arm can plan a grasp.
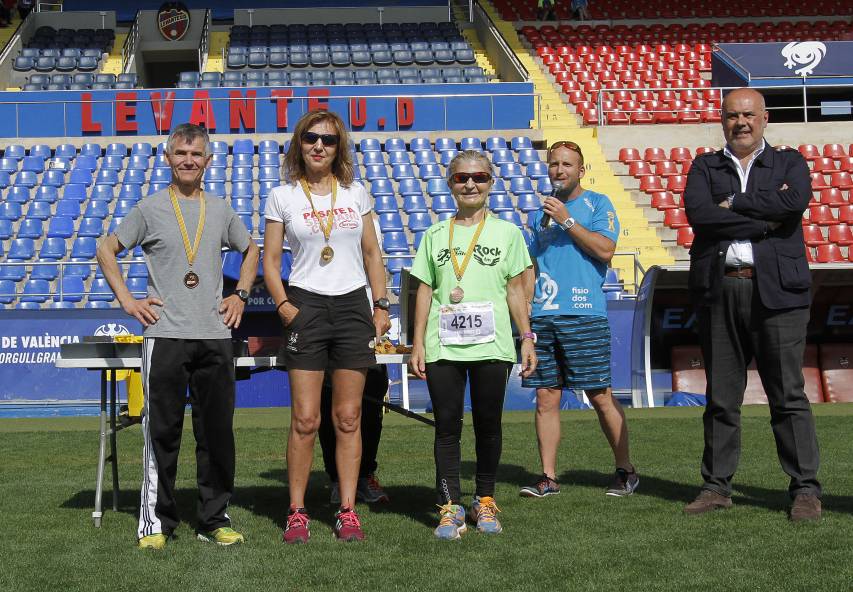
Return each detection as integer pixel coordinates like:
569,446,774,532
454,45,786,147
357,473,390,503
469,496,502,534
334,507,365,542
138,533,167,550
197,527,244,546
519,474,561,498
282,508,310,544
434,503,466,540
330,482,341,505
606,468,640,497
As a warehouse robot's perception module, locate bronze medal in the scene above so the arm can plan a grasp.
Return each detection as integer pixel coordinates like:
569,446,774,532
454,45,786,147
184,270,199,289
320,245,335,262
449,286,464,304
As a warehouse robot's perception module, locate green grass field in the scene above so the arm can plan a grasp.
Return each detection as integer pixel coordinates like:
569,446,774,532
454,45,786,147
1,404,852,592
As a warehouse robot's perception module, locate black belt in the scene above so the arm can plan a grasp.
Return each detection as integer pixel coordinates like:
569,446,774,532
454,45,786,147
724,266,754,279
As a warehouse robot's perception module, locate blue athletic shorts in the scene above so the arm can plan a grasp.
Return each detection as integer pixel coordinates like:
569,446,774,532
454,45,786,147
521,314,611,391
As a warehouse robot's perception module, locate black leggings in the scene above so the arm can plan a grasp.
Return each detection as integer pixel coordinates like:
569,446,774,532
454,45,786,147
425,359,512,505
319,365,387,481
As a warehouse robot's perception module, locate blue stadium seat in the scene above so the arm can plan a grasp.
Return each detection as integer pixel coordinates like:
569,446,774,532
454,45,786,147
397,178,423,196
231,182,254,199
382,231,409,254
126,277,147,296
51,300,77,308
232,153,253,167
258,167,279,183
378,212,404,232
231,198,253,215
77,217,104,237
107,217,124,235
29,144,51,159
517,193,542,213
90,185,114,201
491,149,514,165
231,167,253,182
360,138,381,152
16,218,43,239
34,186,58,204
82,201,108,221
210,141,228,155
21,279,50,303
0,219,12,240
54,276,85,303
75,155,98,171
71,236,97,259
14,171,38,188
431,194,456,213
0,280,16,304
258,140,279,154
79,143,101,158
511,136,534,151
31,259,59,280
498,210,523,227
47,216,75,238
8,238,35,260
88,278,115,302
489,194,514,212
361,151,384,166
426,178,451,196
485,137,508,152
26,201,52,220
410,137,432,152
387,151,411,166
527,162,548,179
373,195,399,214
492,179,506,195
232,139,254,155
15,301,42,309
131,142,152,156
123,169,146,185
434,137,456,152
150,168,171,184
413,150,437,165
85,301,113,309
517,149,541,165
369,179,394,197
4,145,26,160
385,256,408,275
0,201,22,220
0,158,18,173
204,167,226,182
127,262,148,278
69,168,93,186
118,185,142,200
113,199,136,217
258,182,276,199
499,163,524,178
460,137,483,152
0,170,12,188
364,165,389,181
204,182,226,198
407,212,433,232
96,169,119,185
384,138,406,152
402,194,428,213
127,154,150,170
40,237,66,259
392,164,415,180
412,230,425,250
148,183,168,195
105,143,127,157
418,164,443,180
509,177,535,195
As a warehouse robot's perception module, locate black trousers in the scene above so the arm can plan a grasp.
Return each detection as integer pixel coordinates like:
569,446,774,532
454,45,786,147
425,359,512,505
697,276,821,498
137,338,236,538
319,365,388,481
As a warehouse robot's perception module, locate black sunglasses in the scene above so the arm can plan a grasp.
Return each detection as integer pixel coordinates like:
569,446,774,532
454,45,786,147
301,131,339,146
450,172,492,184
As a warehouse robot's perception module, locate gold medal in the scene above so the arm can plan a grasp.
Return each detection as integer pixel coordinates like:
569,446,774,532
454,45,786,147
169,186,205,290
299,177,338,263
447,212,487,305
184,271,199,289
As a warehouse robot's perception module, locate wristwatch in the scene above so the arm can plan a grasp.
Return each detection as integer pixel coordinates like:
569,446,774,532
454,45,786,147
559,217,576,231
233,289,249,303
521,332,537,343
373,297,391,311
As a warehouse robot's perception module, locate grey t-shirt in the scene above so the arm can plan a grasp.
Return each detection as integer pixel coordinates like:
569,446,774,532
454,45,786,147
115,189,252,339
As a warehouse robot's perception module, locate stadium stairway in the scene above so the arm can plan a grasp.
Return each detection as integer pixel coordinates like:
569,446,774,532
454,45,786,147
99,33,125,76
479,1,675,284
204,31,228,73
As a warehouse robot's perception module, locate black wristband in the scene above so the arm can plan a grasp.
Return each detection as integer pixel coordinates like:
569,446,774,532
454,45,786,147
275,299,288,312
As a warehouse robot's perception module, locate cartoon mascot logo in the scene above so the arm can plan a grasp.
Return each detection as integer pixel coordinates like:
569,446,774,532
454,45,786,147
780,41,827,77
94,323,130,337
158,2,190,41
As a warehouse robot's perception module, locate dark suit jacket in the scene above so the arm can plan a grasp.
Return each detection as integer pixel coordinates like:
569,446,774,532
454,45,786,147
683,144,812,310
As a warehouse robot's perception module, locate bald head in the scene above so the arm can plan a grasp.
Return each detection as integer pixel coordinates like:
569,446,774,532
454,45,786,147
722,88,769,158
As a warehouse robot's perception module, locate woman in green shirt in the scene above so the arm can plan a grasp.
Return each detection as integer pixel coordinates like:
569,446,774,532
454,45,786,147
409,150,537,540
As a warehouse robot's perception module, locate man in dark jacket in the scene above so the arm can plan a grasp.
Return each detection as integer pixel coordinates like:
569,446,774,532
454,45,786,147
682,87,821,521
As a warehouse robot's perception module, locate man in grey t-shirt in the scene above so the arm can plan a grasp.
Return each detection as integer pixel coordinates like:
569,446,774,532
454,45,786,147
97,123,259,549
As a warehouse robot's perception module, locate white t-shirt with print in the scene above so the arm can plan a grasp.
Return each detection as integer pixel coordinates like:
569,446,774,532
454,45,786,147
264,180,372,296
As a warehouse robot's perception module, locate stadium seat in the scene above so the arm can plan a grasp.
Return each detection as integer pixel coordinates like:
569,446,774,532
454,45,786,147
21,279,50,303
0,280,16,304
382,231,410,254
47,216,75,238
16,218,43,239
408,212,433,232
40,237,67,260
88,278,115,302
26,201,52,220
54,276,85,303
378,212,404,232
77,217,104,237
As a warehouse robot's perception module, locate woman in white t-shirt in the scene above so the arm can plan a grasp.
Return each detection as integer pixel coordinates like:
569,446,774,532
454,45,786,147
263,110,391,543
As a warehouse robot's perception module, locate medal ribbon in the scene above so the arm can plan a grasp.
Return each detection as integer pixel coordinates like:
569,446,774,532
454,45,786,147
299,177,337,243
448,212,488,283
169,186,205,267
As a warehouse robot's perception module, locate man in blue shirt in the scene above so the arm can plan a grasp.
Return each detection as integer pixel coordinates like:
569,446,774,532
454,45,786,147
520,141,638,498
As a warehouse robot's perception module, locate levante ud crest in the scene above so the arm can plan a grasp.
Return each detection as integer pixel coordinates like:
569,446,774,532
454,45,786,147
158,2,190,41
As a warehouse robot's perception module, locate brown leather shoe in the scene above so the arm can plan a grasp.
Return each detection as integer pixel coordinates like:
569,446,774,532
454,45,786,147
684,489,733,515
789,493,821,522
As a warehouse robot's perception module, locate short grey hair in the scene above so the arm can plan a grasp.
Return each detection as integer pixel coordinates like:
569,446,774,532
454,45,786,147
166,123,212,156
446,149,494,181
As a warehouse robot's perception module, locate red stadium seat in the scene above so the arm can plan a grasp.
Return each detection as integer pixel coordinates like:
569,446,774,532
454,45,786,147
808,205,839,226
830,171,853,189
666,175,687,194
838,204,853,224
815,243,844,263
801,224,827,246
798,144,821,161
670,147,692,163
663,208,689,228
812,157,837,173
811,173,830,191
827,223,853,246
676,226,694,247
819,188,846,207
643,147,667,162
823,143,846,159
639,175,664,193
651,191,678,209
837,157,853,173
655,161,679,177
618,147,641,163
695,146,716,156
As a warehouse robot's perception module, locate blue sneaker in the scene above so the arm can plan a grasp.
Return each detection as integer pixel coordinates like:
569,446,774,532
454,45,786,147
519,474,561,498
434,503,466,540
469,496,502,534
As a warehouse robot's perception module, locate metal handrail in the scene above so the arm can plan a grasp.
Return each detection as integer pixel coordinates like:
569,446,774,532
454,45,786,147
0,10,32,65
473,0,529,81
121,10,141,73
197,9,211,73
593,83,853,126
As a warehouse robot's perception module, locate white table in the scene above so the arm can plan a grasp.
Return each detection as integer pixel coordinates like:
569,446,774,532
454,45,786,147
56,354,410,527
